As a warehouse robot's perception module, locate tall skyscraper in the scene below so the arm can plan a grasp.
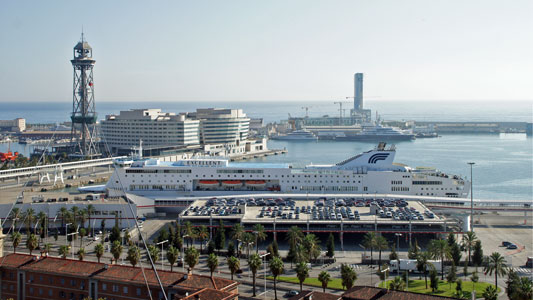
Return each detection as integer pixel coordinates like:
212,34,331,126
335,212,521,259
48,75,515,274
354,73,364,112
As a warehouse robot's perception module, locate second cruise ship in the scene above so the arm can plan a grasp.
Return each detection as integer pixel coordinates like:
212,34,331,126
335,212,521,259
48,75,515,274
106,143,469,198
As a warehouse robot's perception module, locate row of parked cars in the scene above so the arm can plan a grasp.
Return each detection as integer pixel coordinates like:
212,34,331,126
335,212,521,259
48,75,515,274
184,205,241,216
314,197,409,208
377,206,434,220
312,206,360,221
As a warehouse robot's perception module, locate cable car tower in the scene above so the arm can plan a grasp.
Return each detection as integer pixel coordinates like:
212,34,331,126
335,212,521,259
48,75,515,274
70,32,100,157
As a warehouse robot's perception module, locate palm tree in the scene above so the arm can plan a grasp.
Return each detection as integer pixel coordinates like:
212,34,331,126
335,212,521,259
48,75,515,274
11,232,21,253
340,264,357,290
462,231,477,264
184,247,199,273
417,251,432,289
484,252,508,287
127,246,141,267
36,211,47,240
148,244,160,264
59,207,68,229
230,224,244,256
482,285,498,300
43,243,52,256
196,226,209,253
318,271,331,293
78,209,88,229
389,276,406,291
184,221,195,248
253,224,266,253
303,234,321,262
59,245,69,259
363,232,377,266
248,254,262,296
26,234,38,255
270,256,284,300
24,208,35,234
242,232,255,258
79,228,86,248
77,248,86,261
227,256,240,280
295,261,310,292
166,246,179,272
95,243,104,263
10,207,21,230
70,206,79,227
375,235,388,267
86,204,95,231
286,226,304,267
111,240,123,264
429,239,449,280
207,253,219,277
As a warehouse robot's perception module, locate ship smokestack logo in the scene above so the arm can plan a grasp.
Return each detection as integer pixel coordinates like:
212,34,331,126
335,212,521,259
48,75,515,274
368,153,389,164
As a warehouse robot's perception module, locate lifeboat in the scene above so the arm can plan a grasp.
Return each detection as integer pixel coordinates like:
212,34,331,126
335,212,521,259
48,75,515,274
198,180,219,186
221,180,243,187
245,180,266,187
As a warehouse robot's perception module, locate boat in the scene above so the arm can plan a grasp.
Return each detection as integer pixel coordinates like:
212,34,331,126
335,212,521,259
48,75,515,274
105,142,469,198
271,130,318,141
337,125,415,141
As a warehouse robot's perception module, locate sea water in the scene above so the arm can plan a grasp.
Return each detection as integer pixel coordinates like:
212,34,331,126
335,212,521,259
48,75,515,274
0,101,531,200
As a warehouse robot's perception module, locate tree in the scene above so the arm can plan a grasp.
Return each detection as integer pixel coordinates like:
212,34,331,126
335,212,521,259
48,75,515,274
109,225,121,244
470,271,479,292
363,232,377,265
227,256,240,280
253,224,266,253
24,208,35,234
326,233,335,258
506,270,520,299
127,246,141,267
215,220,226,254
389,276,406,291
196,225,208,253
449,242,462,267
207,253,219,277
266,239,279,260
242,232,255,258
455,278,463,298
79,228,86,248
227,241,235,258
26,234,38,255
472,240,483,267
461,231,477,264
463,260,469,278
340,264,357,290
207,240,216,255
429,239,449,280
286,226,303,266
86,204,95,232
430,269,439,292
389,246,398,261
70,206,79,228
248,254,262,297
184,221,195,248
184,247,199,273
43,243,52,256
408,240,420,259
416,251,431,289
269,256,284,300
295,261,310,292
447,263,457,289
375,235,388,267
148,244,160,264
59,245,69,259
506,269,532,300
303,234,321,262
230,224,244,255
484,252,508,287
111,240,123,264
95,243,104,263
11,232,21,253
166,246,179,272
446,233,456,247
482,285,498,300
10,207,21,230
77,248,86,261
318,271,331,293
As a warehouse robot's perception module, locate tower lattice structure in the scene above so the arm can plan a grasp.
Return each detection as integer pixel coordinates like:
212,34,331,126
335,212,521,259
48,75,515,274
70,33,100,157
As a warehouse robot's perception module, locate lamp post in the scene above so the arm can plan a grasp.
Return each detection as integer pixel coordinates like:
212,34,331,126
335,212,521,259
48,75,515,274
259,252,270,300
65,223,72,246
467,162,475,232
67,231,78,259
156,240,168,270
182,234,189,272
395,233,402,250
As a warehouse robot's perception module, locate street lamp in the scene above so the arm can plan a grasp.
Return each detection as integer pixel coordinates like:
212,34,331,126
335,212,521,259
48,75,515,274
156,240,168,270
259,252,270,300
67,231,78,259
65,223,72,246
467,162,475,232
395,233,402,250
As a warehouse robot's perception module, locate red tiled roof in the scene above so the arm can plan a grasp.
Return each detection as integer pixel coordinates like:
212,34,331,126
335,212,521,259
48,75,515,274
343,286,385,300
93,265,238,291
20,256,105,277
0,254,36,269
176,288,237,300
343,286,456,300
289,290,342,300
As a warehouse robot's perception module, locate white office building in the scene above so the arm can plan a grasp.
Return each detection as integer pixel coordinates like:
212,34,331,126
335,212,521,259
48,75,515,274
100,109,200,154
188,108,250,145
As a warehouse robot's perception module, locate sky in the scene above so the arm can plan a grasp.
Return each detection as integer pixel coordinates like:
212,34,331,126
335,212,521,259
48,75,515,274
0,0,532,103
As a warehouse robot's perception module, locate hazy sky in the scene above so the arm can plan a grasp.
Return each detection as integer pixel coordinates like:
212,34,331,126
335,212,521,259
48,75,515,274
1,0,532,103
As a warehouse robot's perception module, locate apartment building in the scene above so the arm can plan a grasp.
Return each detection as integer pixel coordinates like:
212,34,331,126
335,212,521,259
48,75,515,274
0,254,238,300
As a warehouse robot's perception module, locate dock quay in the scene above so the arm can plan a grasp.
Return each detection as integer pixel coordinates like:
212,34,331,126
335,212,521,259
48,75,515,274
414,121,531,134
229,149,287,161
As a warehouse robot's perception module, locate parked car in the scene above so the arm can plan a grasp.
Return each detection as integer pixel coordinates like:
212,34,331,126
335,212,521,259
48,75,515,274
507,244,518,250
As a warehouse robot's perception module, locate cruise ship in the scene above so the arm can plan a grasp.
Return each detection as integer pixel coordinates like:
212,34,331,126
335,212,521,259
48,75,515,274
105,143,468,199
338,125,415,141
270,129,318,141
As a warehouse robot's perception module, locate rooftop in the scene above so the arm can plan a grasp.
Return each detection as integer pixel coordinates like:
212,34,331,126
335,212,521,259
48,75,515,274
20,256,105,277
290,287,458,300
0,253,36,269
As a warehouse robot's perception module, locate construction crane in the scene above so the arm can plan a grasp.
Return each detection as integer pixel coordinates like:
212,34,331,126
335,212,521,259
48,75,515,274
334,101,350,125
301,106,312,118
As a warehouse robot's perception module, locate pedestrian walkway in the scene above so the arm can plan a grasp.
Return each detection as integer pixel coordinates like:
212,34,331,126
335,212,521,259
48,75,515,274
511,267,532,275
